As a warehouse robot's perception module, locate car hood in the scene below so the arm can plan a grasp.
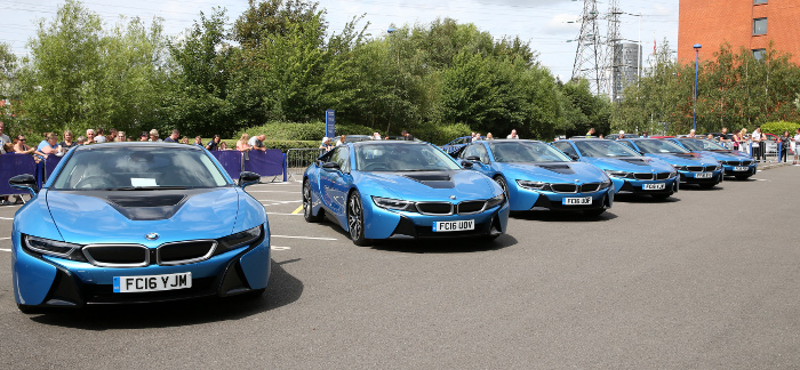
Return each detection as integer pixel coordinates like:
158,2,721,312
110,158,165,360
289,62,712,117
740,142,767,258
582,157,674,172
355,170,499,202
46,187,240,245
701,150,753,161
495,162,609,184
645,152,716,165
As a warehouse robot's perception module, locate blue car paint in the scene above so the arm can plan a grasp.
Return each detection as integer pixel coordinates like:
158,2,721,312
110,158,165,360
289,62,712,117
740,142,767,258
10,143,270,309
304,142,509,241
551,139,679,196
617,139,724,186
664,138,757,178
458,141,614,212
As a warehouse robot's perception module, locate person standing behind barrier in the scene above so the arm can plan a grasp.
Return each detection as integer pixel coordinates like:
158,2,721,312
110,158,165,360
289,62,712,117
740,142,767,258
779,131,790,162
13,135,34,155
719,127,731,148
401,130,414,141
59,130,78,151
319,137,333,154
237,133,252,152
36,133,62,160
736,128,747,153
164,129,180,143
0,121,10,154
193,136,203,146
85,129,97,144
206,135,222,150
219,141,230,150
372,132,382,140
94,128,107,143
249,134,267,152
793,128,800,165
751,126,763,161
507,129,519,139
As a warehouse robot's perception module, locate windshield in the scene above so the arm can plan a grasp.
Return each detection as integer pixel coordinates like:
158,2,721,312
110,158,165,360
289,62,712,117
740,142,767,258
51,146,230,190
489,141,571,163
678,139,727,152
633,140,689,154
574,140,641,158
354,143,461,171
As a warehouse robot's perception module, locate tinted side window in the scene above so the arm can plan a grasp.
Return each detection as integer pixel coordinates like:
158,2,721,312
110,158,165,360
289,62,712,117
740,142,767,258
463,144,489,163
618,141,636,151
329,146,350,172
552,142,577,157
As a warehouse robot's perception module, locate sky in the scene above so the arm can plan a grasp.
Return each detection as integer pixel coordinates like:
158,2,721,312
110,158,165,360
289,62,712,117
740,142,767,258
0,0,679,81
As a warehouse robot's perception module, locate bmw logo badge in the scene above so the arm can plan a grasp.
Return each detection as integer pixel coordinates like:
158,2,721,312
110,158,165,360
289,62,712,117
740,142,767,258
450,195,457,200
145,233,159,241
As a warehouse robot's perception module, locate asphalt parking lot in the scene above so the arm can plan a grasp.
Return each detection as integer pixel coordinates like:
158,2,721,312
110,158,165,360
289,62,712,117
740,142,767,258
1,165,798,369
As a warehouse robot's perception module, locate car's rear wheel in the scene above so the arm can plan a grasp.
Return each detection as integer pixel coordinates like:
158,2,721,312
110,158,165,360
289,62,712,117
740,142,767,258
303,180,323,222
347,191,371,246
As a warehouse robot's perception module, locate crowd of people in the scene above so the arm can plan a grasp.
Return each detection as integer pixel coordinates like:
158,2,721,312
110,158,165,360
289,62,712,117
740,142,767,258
0,122,272,163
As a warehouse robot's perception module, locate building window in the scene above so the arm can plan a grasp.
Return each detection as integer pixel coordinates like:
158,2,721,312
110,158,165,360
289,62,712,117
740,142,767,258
754,0,768,4
753,18,767,35
753,49,766,61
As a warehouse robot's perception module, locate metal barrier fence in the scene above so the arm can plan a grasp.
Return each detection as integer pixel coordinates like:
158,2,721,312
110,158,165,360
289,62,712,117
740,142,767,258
286,148,323,182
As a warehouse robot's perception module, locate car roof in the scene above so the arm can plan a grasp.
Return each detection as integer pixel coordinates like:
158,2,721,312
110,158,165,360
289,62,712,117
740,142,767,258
74,142,204,152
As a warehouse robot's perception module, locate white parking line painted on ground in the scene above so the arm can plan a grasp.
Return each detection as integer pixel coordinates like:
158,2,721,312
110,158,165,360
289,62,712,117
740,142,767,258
0,249,10,252
272,235,337,241
248,190,299,193
267,212,303,216
257,200,301,204
0,217,13,220
271,246,291,251
0,237,10,241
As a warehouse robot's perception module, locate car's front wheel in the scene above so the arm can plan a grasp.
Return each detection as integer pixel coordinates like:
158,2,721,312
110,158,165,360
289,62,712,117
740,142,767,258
347,191,371,246
303,180,323,222
494,176,509,199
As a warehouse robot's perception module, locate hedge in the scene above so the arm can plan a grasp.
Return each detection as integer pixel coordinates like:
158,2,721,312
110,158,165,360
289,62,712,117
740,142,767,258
761,121,800,136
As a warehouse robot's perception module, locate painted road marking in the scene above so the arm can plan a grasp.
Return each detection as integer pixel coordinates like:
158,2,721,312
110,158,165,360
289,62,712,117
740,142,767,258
0,237,10,241
258,200,301,204
0,217,13,220
271,246,291,251
292,206,303,214
267,212,303,216
247,190,299,194
0,249,10,252
272,235,337,241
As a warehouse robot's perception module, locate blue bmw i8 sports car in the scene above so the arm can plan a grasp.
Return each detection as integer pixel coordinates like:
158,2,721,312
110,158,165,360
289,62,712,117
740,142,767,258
455,140,614,216
302,141,509,245
617,138,724,189
551,138,678,200
663,138,757,180
9,143,271,313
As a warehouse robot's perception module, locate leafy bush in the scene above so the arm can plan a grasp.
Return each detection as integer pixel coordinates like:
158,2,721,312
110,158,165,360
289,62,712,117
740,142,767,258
761,121,799,136
235,121,376,141
413,122,473,145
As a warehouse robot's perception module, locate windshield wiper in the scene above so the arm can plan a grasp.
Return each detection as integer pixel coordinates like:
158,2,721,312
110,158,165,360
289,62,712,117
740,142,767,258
107,186,188,191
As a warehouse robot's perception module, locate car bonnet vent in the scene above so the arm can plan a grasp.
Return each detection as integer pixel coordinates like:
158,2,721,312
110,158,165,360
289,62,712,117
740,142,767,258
535,164,574,175
108,194,186,208
401,173,455,189
618,158,649,166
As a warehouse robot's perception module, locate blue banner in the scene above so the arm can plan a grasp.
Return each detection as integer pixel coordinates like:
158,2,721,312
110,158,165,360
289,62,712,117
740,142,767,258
0,154,37,195
325,109,335,139
244,149,284,177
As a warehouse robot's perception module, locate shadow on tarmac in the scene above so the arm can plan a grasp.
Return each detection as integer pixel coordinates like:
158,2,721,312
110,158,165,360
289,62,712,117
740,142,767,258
510,210,618,222
28,259,303,329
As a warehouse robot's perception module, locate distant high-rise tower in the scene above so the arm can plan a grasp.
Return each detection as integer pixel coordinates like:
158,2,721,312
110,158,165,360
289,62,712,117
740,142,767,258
571,0,604,95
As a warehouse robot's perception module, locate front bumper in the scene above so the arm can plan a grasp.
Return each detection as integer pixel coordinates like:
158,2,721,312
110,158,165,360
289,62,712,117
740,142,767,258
612,176,678,195
363,200,510,240
507,185,614,212
678,169,724,185
12,231,271,308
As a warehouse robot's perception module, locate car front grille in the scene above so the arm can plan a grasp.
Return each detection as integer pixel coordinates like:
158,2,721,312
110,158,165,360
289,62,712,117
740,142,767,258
656,172,672,180
415,202,454,215
157,241,217,265
687,165,717,172
633,173,654,180
82,245,150,267
725,160,753,166
580,183,602,193
550,184,578,193
457,200,486,214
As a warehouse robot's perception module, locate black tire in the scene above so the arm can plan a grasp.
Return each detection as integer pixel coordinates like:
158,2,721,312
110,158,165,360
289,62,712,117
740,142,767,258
651,193,671,200
17,304,41,314
347,191,371,246
494,176,510,199
583,208,606,217
303,180,323,222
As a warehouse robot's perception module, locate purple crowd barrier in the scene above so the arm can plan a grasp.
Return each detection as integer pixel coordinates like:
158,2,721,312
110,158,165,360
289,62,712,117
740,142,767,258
244,149,284,178
0,154,38,195
44,155,64,181
211,151,243,181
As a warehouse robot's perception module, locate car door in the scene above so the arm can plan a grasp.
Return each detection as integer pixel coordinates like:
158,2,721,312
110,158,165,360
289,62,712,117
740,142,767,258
319,145,352,222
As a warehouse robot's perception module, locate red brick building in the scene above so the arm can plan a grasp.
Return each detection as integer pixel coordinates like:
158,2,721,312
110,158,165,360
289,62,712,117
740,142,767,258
678,0,800,65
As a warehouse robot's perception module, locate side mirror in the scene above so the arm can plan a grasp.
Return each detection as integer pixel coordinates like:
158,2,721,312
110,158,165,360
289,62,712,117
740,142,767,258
568,153,579,161
322,162,341,171
466,155,481,162
461,160,474,169
238,171,261,188
9,174,38,195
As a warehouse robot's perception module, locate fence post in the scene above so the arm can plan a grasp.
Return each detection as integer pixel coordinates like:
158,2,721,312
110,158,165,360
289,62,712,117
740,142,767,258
283,152,287,182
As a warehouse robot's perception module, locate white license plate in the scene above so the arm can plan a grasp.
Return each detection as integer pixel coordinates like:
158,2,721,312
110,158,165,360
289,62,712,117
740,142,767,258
113,272,192,293
562,196,592,205
433,220,475,232
733,166,748,172
695,173,713,179
643,183,666,191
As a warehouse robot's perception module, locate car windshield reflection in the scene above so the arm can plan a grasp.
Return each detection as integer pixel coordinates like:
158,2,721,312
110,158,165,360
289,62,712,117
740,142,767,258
574,140,642,158
489,141,571,163
354,143,461,171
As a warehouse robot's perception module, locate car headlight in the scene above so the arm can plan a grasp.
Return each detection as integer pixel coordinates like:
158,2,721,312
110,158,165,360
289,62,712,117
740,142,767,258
598,178,612,190
372,196,416,212
669,169,677,178
23,235,88,262
604,170,632,178
485,193,505,208
715,163,722,170
516,180,551,191
218,225,263,253
672,165,688,171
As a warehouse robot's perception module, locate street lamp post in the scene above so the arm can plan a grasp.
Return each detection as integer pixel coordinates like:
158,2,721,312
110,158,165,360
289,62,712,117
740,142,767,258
693,44,702,132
